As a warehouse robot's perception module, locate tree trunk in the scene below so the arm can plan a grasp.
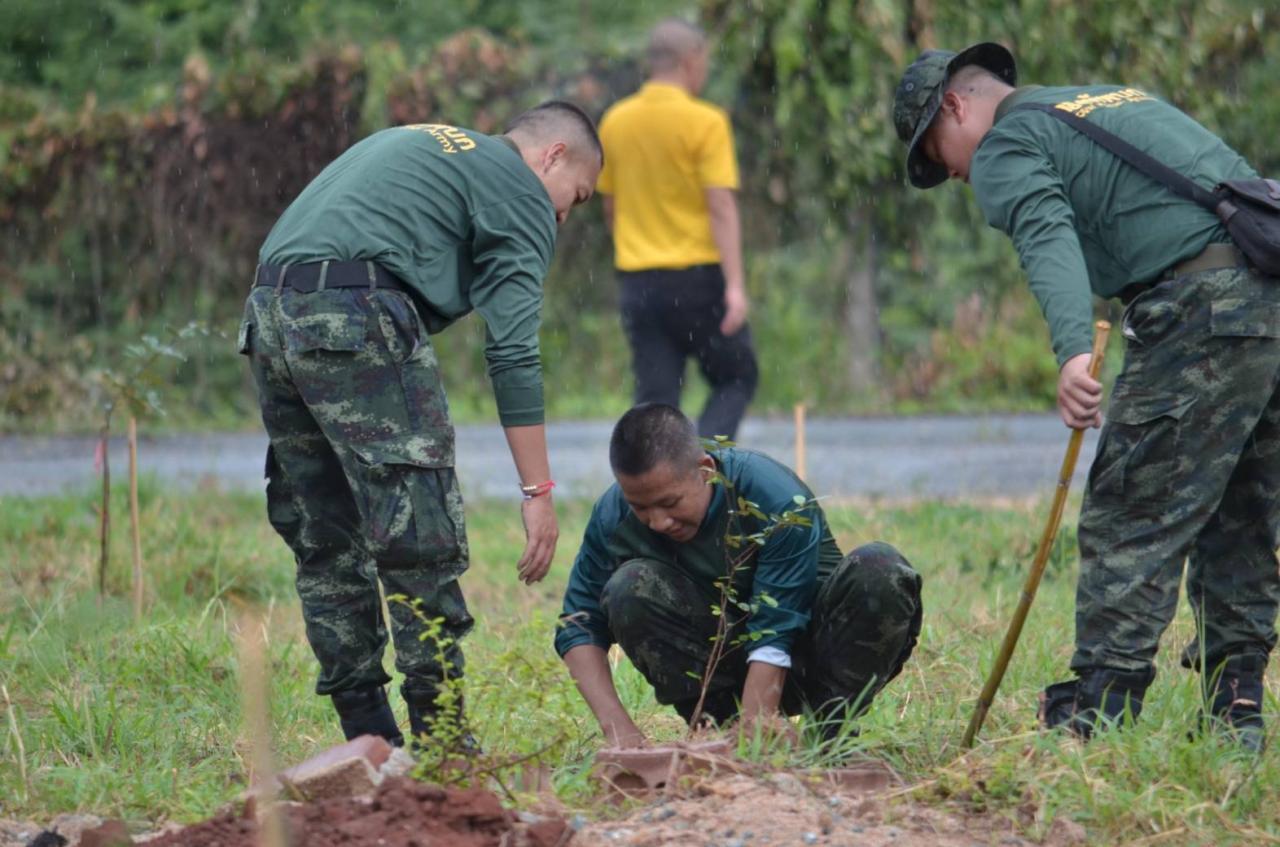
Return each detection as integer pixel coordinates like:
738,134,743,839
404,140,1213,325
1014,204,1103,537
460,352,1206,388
841,204,881,396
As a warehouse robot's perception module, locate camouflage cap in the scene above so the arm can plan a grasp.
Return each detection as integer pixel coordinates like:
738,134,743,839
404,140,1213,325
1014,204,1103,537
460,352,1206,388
893,42,1017,189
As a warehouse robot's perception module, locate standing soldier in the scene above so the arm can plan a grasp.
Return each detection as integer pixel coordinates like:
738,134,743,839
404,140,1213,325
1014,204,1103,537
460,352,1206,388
894,43,1280,750
240,102,602,748
597,19,759,441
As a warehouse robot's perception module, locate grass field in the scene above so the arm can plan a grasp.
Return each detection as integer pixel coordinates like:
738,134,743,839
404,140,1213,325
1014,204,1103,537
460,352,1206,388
1,483,1277,844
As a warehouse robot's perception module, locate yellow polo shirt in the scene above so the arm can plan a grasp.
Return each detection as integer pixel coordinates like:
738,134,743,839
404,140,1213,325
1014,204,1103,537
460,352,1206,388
597,82,740,271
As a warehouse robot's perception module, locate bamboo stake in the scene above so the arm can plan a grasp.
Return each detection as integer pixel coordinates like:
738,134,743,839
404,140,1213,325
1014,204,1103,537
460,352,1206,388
793,403,807,482
129,416,144,619
97,423,111,604
961,320,1110,749
239,614,288,847
3,684,28,803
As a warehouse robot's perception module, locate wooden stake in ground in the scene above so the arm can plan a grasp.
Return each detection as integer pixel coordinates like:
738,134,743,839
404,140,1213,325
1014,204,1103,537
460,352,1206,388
97,422,111,604
961,320,1111,750
129,416,144,619
3,684,28,803
793,403,807,482
239,613,288,847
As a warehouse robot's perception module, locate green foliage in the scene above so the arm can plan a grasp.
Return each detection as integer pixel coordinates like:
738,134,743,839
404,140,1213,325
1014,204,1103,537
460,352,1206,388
98,322,215,421
2,1,1279,432
0,0,690,109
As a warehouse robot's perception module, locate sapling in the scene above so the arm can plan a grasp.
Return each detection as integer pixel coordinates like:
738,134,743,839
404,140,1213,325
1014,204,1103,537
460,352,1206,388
685,438,816,734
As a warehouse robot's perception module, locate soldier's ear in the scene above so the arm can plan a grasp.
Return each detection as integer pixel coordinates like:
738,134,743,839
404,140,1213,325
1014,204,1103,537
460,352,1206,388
940,90,969,124
541,141,569,173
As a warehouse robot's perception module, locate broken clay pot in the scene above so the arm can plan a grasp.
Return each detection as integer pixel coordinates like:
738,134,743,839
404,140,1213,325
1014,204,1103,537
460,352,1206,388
593,740,741,797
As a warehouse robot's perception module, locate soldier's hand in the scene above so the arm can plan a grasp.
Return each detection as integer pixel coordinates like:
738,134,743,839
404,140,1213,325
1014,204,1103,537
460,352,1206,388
603,724,649,750
1057,353,1103,430
517,494,558,584
720,286,749,336
736,711,799,750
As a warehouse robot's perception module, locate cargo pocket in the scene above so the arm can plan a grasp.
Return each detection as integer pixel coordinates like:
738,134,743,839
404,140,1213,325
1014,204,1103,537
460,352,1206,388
349,432,467,578
262,445,302,546
237,319,254,355
1089,391,1195,504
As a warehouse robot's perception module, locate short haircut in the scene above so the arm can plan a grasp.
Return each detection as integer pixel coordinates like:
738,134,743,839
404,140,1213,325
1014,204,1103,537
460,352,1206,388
609,404,705,478
647,18,706,73
506,100,604,166
946,64,1007,97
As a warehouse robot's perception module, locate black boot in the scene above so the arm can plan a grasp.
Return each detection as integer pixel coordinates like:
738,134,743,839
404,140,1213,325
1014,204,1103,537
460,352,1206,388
1202,654,1267,754
331,685,404,747
1039,668,1155,740
403,687,482,755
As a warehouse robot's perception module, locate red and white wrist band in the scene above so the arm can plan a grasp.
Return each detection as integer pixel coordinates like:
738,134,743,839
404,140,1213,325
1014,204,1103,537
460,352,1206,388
519,480,556,499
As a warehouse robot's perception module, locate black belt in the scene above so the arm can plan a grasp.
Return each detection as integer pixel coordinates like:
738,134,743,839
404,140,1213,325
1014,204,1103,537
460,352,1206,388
254,261,407,293
1117,243,1248,306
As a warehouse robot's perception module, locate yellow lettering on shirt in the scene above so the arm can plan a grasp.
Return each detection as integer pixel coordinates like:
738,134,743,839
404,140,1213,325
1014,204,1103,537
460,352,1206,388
1054,88,1153,118
402,123,478,153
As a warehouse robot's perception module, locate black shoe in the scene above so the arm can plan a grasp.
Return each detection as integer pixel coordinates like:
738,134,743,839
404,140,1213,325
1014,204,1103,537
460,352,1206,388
1038,668,1155,740
404,688,483,755
1200,654,1267,754
331,686,405,747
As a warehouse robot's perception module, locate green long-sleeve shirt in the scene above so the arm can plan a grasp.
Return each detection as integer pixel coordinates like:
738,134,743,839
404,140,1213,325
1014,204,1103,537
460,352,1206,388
259,125,557,426
555,448,843,659
970,85,1256,365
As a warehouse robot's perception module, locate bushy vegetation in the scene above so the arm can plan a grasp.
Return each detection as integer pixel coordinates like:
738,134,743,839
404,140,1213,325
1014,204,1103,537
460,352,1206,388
1,1,1277,431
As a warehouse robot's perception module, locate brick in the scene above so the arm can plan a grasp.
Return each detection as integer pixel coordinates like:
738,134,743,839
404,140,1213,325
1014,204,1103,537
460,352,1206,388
594,739,738,796
279,734,393,782
243,734,393,812
75,820,133,847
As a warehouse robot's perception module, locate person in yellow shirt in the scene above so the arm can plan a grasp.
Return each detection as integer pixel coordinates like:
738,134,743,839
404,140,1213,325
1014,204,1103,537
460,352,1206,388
597,19,759,440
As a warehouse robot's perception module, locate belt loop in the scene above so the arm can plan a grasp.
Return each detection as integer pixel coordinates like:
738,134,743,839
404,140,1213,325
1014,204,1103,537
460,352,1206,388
252,263,261,290
276,263,290,292
367,261,378,290
317,260,330,292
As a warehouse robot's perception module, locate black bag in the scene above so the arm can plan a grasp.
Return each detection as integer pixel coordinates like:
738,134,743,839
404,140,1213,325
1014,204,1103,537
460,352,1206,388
1016,102,1280,277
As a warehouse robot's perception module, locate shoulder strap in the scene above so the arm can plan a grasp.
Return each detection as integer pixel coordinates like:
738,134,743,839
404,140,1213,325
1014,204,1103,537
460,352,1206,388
1014,101,1219,211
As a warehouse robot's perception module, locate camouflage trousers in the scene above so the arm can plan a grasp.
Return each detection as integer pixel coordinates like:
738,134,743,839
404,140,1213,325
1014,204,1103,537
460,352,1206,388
239,283,473,701
1073,266,1280,677
601,542,923,724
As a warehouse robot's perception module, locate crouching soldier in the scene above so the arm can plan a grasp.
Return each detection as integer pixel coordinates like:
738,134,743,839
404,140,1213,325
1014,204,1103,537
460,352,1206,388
555,404,923,746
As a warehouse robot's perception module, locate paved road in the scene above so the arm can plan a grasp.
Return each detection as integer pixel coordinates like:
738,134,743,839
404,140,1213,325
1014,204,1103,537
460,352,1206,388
0,414,1098,500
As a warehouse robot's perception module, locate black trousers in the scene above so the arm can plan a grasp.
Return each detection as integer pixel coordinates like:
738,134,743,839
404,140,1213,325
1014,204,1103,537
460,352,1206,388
618,264,759,440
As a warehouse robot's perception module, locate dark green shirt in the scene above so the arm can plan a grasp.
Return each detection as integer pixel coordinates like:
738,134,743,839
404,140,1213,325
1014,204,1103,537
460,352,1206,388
555,448,843,659
259,125,557,426
971,85,1256,365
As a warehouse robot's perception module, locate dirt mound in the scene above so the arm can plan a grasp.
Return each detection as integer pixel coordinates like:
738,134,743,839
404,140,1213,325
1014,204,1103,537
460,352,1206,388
140,777,568,847
575,772,1087,847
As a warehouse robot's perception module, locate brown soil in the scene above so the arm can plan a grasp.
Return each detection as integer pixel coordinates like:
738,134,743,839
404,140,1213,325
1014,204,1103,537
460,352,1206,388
575,772,1088,847
139,777,568,847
